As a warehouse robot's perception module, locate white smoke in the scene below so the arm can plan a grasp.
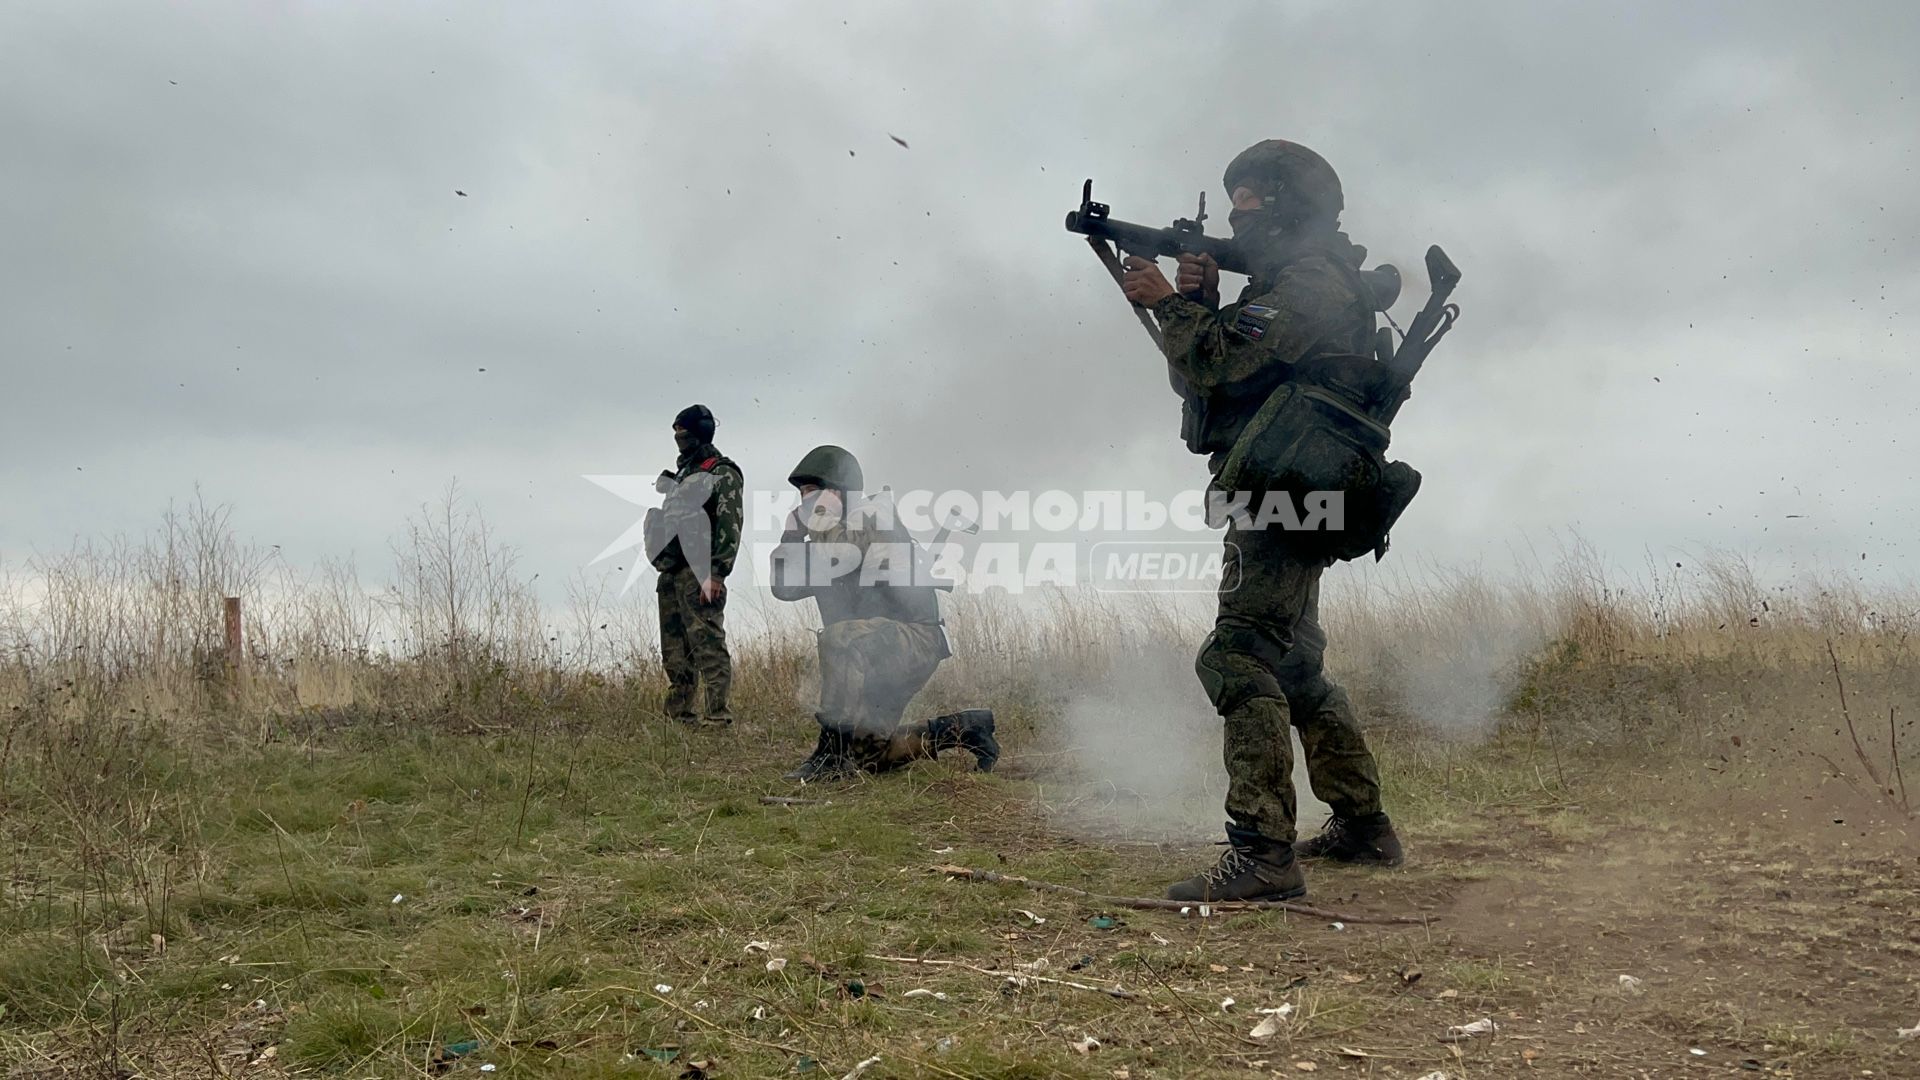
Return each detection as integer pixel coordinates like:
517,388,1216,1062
1052,644,1328,844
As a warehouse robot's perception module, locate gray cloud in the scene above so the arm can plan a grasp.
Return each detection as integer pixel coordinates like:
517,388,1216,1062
3,0,1918,593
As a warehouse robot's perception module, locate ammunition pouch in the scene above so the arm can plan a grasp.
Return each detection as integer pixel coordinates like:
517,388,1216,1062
1210,354,1421,563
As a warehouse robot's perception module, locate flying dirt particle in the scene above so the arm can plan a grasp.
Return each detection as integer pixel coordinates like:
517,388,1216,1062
849,149,856,157
889,134,909,148
169,80,177,85
455,190,468,197
477,367,486,372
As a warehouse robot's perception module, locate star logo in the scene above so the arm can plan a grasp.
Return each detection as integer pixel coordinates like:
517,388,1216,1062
583,472,717,596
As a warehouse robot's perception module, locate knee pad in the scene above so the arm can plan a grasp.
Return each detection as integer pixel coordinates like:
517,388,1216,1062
1195,629,1285,716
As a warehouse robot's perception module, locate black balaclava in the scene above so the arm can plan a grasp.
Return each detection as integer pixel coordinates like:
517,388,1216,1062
673,404,716,461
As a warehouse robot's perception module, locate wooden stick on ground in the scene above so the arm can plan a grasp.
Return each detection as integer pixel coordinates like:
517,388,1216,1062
930,865,1431,926
868,954,1138,1001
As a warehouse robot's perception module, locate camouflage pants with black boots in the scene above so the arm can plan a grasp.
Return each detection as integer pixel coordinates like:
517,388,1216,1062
784,618,999,781
1168,521,1401,902
657,567,733,725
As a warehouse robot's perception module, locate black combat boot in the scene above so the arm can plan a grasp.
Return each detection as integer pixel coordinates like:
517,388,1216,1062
1293,812,1405,866
1165,836,1307,903
927,709,1000,772
782,727,853,782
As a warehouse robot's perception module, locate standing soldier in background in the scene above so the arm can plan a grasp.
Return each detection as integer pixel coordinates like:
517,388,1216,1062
1118,141,1406,901
650,404,743,726
769,444,998,780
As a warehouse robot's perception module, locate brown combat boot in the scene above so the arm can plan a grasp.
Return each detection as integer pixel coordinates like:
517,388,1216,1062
927,709,999,772
1165,838,1307,903
1293,812,1405,866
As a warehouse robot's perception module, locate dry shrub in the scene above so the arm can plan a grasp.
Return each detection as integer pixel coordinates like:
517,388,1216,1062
3,498,1915,809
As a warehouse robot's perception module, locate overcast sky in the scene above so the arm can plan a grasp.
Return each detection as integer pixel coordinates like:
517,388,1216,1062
4,0,1918,604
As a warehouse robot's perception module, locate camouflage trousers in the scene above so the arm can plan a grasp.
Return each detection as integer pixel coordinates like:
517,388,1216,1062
1194,522,1384,846
657,567,732,721
816,617,948,771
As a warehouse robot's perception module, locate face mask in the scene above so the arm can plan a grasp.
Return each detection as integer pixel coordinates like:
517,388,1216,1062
797,489,843,534
674,430,698,454
1228,206,1265,239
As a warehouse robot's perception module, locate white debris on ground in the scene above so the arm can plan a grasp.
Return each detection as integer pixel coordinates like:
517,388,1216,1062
1250,1003,1296,1039
1444,1018,1498,1038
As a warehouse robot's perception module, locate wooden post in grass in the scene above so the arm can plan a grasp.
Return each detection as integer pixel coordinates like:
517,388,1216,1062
223,597,244,700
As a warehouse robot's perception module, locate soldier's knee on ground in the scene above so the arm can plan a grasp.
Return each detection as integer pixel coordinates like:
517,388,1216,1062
1195,629,1286,716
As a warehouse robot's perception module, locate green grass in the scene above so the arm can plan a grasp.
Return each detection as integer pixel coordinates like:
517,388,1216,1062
0,700,1913,1079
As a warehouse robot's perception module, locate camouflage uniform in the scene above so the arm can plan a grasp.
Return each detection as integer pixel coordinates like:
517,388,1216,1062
771,446,997,778
653,442,743,723
1149,144,1386,851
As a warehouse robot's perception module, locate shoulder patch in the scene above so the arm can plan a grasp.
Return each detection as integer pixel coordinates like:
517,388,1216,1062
1234,304,1280,341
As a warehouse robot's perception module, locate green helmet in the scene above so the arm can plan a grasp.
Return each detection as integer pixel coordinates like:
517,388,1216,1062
788,444,864,492
1223,140,1343,225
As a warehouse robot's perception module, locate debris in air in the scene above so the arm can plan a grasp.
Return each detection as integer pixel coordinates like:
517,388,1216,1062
455,190,468,197
889,134,910,148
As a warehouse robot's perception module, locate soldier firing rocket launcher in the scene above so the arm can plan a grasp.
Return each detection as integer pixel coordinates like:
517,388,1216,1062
1064,178,1460,421
1064,179,1403,312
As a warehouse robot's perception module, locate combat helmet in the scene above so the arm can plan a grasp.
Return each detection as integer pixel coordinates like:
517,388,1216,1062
788,445,864,492
1223,140,1343,226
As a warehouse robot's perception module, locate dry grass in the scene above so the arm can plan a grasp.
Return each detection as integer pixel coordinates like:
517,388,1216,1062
1,499,1916,1078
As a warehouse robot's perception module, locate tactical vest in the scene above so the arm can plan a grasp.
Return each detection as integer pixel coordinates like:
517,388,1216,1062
655,451,737,571
1185,258,1422,563
1178,255,1377,471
